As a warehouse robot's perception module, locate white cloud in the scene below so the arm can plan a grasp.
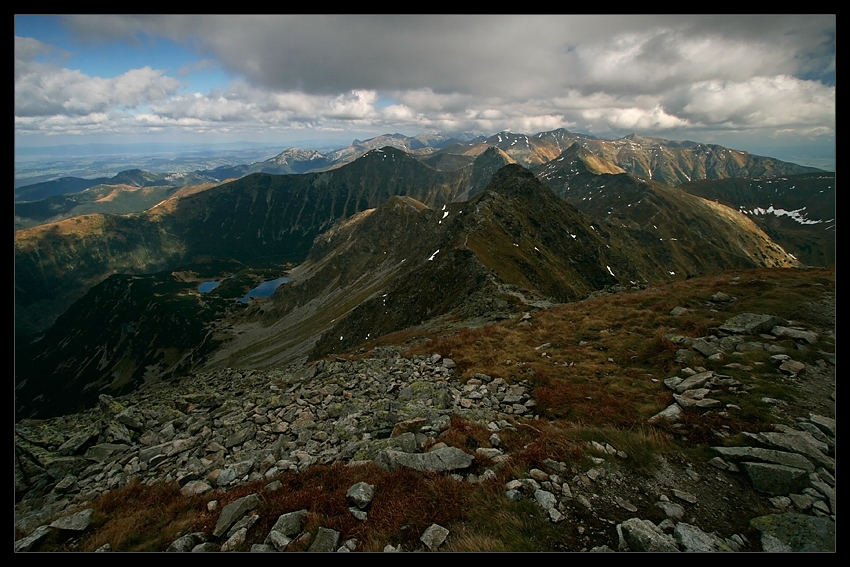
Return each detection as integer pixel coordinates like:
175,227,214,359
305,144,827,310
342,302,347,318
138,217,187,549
15,16,835,151
670,76,835,130
15,35,182,119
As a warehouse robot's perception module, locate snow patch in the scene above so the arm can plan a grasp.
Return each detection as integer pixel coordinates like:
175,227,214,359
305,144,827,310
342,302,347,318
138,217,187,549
745,205,828,225
427,250,440,261
606,265,615,277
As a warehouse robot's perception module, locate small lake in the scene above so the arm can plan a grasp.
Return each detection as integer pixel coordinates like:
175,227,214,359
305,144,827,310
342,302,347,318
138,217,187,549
237,276,290,303
198,281,220,293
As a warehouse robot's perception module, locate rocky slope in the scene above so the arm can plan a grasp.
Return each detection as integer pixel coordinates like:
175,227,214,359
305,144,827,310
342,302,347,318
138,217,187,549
14,269,835,552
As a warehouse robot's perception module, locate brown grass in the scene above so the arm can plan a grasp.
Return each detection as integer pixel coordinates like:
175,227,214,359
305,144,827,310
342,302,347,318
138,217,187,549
76,479,207,552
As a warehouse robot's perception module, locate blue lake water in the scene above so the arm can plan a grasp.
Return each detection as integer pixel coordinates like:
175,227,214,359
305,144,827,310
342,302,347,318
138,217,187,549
198,281,219,293
237,276,290,303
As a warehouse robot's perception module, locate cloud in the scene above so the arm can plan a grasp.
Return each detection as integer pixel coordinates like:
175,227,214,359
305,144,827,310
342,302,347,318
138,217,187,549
665,76,835,130
16,16,836,147
15,36,182,118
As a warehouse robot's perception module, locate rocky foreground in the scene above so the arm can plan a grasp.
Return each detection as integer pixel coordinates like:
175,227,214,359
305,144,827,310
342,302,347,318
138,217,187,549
15,301,835,551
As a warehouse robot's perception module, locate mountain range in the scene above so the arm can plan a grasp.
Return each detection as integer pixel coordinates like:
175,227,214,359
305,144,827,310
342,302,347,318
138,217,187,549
14,129,834,419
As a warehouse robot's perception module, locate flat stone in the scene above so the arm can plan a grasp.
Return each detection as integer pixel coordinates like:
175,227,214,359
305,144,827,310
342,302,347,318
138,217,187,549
671,489,698,504
84,443,131,463
758,432,834,472
712,446,815,472
719,313,786,335
377,447,473,472
268,530,292,551
213,493,259,537
615,497,638,512
180,480,213,497
221,527,247,552
656,500,685,520
741,462,808,495
750,513,835,552
779,360,806,375
674,371,714,393
49,508,94,531
771,326,819,344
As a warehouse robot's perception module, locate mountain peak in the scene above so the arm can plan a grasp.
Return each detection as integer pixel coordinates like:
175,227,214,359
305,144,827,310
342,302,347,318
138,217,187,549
485,164,546,198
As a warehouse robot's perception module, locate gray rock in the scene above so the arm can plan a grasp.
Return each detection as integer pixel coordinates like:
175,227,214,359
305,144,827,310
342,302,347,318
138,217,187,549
347,481,375,509
226,513,259,539
49,508,93,531
84,443,130,463
673,371,713,394
671,489,698,504
615,497,638,512
619,518,679,552
771,326,819,344
167,532,208,552
377,447,473,472
268,509,308,539
420,523,450,550
741,462,808,495
719,313,786,335
221,527,247,552
213,493,259,537
180,480,213,497
393,431,418,453
308,527,340,552
692,339,721,358
268,530,292,551
809,413,835,437
534,489,557,510
674,523,725,552
53,474,79,494
505,488,522,501
750,513,835,552
656,500,685,520
758,431,834,471
14,525,52,552
712,446,815,472
779,360,806,375
648,403,683,424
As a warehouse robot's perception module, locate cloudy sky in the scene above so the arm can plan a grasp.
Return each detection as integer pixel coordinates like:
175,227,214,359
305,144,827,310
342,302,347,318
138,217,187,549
15,15,835,168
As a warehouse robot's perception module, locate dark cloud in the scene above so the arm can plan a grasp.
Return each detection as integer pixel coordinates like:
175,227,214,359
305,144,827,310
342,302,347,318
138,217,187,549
16,15,834,152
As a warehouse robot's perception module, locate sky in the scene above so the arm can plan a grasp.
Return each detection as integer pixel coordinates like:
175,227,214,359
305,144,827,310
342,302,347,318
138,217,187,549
14,15,836,168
